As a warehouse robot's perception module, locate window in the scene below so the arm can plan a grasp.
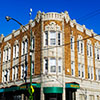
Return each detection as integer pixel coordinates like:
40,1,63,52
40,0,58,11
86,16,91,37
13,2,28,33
91,67,94,80
2,71,4,82
58,33,61,45
82,65,85,78
81,42,83,53
32,62,34,75
96,69,98,80
58,59,62,73
98,70,100,81
16,66,18,80
21,64,24,79
88,66,90,79
50,31,56,45
77,41,80,52
44,58,48,74
45,32,48,45
78,64,81,77
13,45,19,59
22,42,25,55
71,61,75,76
12,67,15,80
5,70,8,82
8,69,10,82
90,45,92,57
13,46,16,59
25,40,28,54
16,45,19,58
89,95,94,100
97,95,99,100
22,39,28,55
8,48,11,60
95,48,97,59
3,50,5,63
79,94,85,100
97,49,99,59
32,37,35,49
50,58,56,73
87,44,89,56
71,37,74,51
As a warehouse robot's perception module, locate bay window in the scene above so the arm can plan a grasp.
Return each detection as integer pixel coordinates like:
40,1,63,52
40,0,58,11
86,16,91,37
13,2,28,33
58,32,61,45
44,31,61,46
50,31,56,45
58,59,62,73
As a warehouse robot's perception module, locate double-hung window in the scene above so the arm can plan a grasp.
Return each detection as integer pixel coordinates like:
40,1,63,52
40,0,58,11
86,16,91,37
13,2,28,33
44,58,48,74
50,58,56,73
82,65,85,78
58,59,62,73
91,67,94,80
78,63,81,77
98,70,100,81
50,31,56,45
96,69,98,80
45,32,48,45
21,64,24,79
88,66,90,79
77,40,80,53
71,37,74,51
58,33,61,45
71,61,75,76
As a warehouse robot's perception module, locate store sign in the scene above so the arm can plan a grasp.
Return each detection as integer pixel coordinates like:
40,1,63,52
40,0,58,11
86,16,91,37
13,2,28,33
66,83,80,89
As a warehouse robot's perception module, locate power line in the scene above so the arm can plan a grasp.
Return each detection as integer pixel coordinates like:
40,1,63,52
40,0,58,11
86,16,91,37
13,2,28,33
76,8,100,22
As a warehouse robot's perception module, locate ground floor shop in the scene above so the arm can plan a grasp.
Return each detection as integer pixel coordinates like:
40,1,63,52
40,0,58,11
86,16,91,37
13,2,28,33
0,82,80,100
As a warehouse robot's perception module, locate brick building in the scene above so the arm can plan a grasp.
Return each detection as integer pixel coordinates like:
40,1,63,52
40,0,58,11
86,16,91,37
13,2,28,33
0,11,100,100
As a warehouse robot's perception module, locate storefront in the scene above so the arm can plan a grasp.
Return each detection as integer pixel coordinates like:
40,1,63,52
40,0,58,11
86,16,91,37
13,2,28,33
43,87,63,100
0,83,41,100
65,82,80,100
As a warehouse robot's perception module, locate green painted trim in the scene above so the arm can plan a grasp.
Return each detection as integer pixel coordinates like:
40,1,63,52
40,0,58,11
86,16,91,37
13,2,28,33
43,87,63,93
4,86,20,92
66,83,80,89
32,83,41,88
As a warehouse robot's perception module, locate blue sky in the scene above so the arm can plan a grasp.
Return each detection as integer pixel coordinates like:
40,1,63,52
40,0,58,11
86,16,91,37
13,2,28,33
0,0,100,36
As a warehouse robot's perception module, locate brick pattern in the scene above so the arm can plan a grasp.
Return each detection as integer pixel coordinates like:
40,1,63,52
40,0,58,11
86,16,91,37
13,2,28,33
64,22,71,75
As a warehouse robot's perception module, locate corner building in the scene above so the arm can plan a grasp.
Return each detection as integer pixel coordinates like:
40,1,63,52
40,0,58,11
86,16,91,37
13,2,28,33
0,11,100,100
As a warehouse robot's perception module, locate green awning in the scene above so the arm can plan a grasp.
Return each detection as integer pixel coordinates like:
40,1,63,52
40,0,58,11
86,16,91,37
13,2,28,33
0,83,41,93
43,87,63,94
66,82,80,89
4,86,19,92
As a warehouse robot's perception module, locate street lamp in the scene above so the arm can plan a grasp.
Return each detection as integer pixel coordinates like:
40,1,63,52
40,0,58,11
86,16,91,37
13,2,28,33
5,16,23,26
5,16,33,100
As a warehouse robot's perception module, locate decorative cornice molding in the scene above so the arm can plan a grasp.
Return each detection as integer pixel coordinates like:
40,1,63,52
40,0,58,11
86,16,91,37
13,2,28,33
45,21,61,31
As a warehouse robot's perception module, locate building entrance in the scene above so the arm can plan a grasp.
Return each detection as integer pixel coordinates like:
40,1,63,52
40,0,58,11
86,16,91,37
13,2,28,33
66,88,76,100
45,93,62,100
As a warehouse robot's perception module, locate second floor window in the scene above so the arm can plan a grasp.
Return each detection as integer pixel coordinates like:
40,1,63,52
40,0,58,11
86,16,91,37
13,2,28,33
50,58,56,73
13,45,19,59
3,48,11,63
71,61,75,76
50,31,56,45
22,39,28,55
98,70,100,81
44,58,48,74
71,36,74,51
